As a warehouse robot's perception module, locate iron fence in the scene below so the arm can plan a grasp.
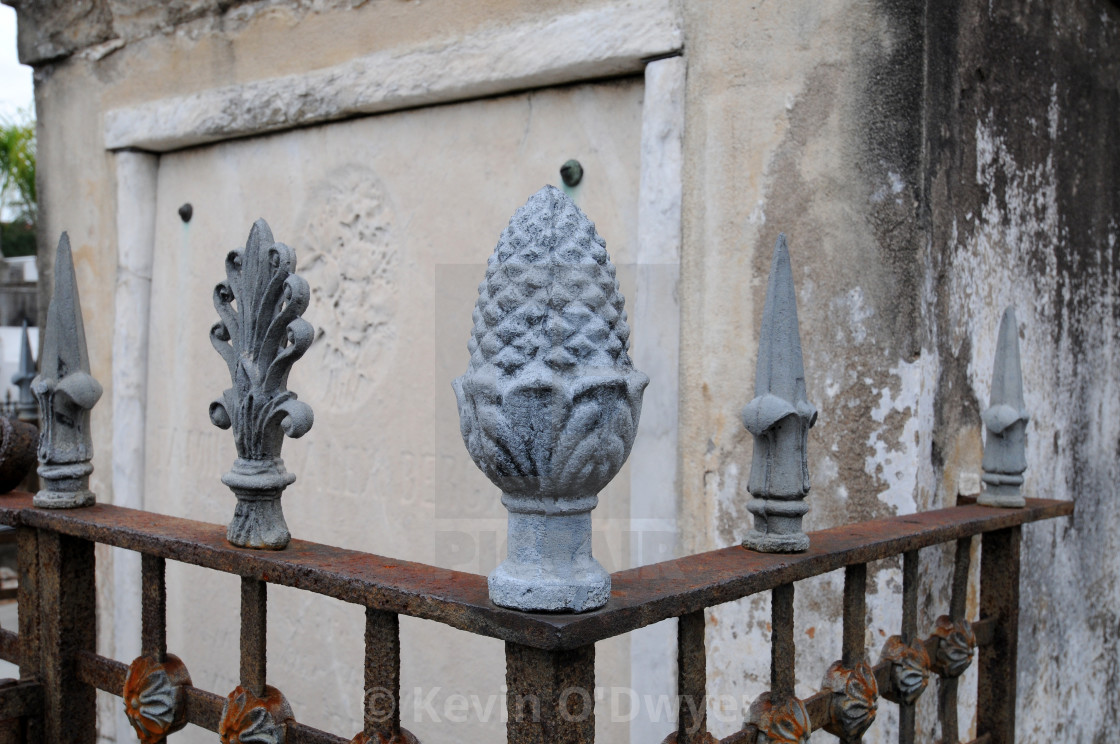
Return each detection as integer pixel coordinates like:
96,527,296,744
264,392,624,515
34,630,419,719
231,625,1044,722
0,191,1074,744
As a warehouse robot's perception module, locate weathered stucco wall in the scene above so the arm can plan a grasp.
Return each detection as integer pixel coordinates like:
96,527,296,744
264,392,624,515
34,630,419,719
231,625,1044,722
5,0,1118,741
677,2,949,738
924,0,1120,737
677,0,1118,740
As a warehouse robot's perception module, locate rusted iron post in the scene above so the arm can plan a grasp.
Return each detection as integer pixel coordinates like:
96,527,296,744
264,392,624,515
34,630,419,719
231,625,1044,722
16,527,40,744
141,554,167,661
218,576,293,742
506,642,595,744
937,538,973,743
356,609,418,743
821,564,877,742
241,577,268,695
898,550,918,744
741,235,817,553
772,583,795,703
125,553,193,743
673,610,712,744
842,564,866,668
37,530,96,742
746,582,810,742
977,526,1020,744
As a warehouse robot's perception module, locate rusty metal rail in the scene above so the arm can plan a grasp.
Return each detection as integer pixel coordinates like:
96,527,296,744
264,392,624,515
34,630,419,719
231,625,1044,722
0,490,1071,742
0,491,1070,649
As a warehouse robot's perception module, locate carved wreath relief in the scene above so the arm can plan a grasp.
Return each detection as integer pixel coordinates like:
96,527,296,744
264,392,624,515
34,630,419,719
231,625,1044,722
122,655,191,743
299,168,397,411
210,219,315,549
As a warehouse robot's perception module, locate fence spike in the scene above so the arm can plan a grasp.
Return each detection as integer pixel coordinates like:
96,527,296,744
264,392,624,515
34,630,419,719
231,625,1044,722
12,320,37,423
32,232,103,508
742,234,817,552
978,306,1028,508
209,219,315,549
453,185,648,612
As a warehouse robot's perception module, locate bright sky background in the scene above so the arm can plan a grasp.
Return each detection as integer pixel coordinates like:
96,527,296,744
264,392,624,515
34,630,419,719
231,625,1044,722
0,6,33,119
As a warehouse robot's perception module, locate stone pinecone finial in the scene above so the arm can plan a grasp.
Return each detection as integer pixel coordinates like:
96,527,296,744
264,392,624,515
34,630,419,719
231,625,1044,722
466,185,633,379
454,185,647,612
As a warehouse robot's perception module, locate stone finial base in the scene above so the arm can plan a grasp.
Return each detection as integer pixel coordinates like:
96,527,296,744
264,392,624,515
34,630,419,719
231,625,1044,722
977,481,1025,508
223,458,295,550
742,498,809,553
489,494,610,613
35,461,95,509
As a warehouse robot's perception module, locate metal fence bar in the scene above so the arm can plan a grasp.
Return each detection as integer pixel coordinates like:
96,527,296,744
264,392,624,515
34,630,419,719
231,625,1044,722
977,526,1020,744
505,642,595,744
240,576,268,695
771,583,796,702
73,650,347,742
938,537,972,743
363,609,401,740
0,493,1070,650
675,610,709,743
15,527,38,682
141,554,167,660
898,549,918,744
37,531,96,742
842,563,867,668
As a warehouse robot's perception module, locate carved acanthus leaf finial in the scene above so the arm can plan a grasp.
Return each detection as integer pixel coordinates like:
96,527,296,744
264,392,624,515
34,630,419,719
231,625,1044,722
210,219,314,549
742,234,817,553
979,306,1028,508
32,233,103,508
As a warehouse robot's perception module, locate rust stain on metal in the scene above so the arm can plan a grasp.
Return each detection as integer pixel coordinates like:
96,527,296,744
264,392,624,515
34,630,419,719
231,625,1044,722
0,492,1072,649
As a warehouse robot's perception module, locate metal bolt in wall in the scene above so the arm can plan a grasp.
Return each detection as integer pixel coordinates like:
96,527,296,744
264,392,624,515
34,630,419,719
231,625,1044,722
560,159,583,187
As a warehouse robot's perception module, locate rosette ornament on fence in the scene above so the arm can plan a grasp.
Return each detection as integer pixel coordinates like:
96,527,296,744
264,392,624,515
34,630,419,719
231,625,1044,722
210,219,315,550
454,185,648,612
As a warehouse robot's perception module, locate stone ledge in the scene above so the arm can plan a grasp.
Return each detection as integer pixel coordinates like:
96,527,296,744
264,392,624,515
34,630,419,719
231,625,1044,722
103,1,683,152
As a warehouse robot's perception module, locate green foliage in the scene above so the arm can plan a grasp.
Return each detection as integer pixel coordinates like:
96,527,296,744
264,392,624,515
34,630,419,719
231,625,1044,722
0,110,37,258
0,220,35,258
0,110,36,224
